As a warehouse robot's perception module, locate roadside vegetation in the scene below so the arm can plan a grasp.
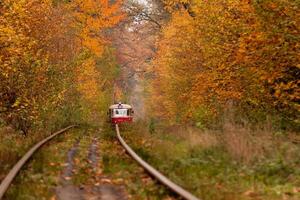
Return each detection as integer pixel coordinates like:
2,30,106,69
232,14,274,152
142,1,300,199
122,122,300,200
100,124,175,199
0,0,299,199
4,128,82,200
0,0,122,182
149,0,299,131
4,125,175,199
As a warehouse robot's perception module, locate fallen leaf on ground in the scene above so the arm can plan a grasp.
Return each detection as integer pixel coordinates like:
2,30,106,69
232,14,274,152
101,178,112,184
96,169,103,176
50,196,56,200
244,190,260,198
64,176,71,180
293,187,300,193
113,178,124,184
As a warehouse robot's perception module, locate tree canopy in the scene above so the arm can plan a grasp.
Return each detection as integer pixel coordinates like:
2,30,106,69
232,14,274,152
150,0,299,129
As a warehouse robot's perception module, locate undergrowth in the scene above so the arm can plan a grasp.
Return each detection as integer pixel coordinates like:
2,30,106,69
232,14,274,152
100,124,175,199
122,121,300,200
3,128,83,200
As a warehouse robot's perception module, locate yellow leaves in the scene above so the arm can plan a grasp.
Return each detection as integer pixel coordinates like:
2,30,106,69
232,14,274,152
76,57,101,103
0,0,75,128
273,80,300,106
80,28,104,56
162,0,191,12
266,2,279,10
11,98,21,108
72,0,124,56
0,0,122,130
150,8,201,121
151,0,300,124
84,38,103,56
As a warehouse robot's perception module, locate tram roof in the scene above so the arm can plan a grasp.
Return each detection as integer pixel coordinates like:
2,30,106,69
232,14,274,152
109,104,132,109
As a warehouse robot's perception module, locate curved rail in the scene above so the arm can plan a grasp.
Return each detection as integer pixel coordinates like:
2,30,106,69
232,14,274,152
115,124,200,200
0,125,75,199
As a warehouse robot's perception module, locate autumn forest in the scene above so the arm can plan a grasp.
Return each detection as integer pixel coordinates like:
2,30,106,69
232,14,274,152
0,0,299,199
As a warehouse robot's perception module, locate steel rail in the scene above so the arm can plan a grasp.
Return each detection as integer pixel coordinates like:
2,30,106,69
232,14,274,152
115,124,200,200
0,125,75,199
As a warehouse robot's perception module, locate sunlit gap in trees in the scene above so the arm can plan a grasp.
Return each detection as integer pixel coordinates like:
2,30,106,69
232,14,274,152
125,0,154,32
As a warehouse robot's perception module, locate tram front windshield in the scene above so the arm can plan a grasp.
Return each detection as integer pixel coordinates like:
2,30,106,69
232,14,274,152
113,109,128,117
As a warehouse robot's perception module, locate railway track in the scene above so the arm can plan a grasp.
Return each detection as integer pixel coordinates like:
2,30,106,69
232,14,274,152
0,125,75,199
115,124,200,200
0,124,200,200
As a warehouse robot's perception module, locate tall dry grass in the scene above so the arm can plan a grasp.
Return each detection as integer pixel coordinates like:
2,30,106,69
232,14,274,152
163,122,299,165
164,125,219,149
221,123,269,164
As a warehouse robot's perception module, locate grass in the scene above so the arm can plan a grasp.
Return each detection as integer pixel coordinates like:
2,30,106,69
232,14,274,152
99,124,177,199
2,128,83,200
0,126,48,182
1,123,176,200
71,130,94,185
121,121,300,200
2,119,298,199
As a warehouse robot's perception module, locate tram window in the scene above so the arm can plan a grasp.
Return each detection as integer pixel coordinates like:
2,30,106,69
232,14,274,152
114,109,127,117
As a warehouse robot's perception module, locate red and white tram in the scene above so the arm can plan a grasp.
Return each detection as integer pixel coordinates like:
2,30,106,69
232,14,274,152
108,103,133,124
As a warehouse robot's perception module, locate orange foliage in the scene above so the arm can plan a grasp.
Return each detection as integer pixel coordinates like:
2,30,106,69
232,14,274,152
151,0,300,127
0,0,124,132
0,0,72,132
72,0,125,56
76,57,100,103
71,0,124,107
